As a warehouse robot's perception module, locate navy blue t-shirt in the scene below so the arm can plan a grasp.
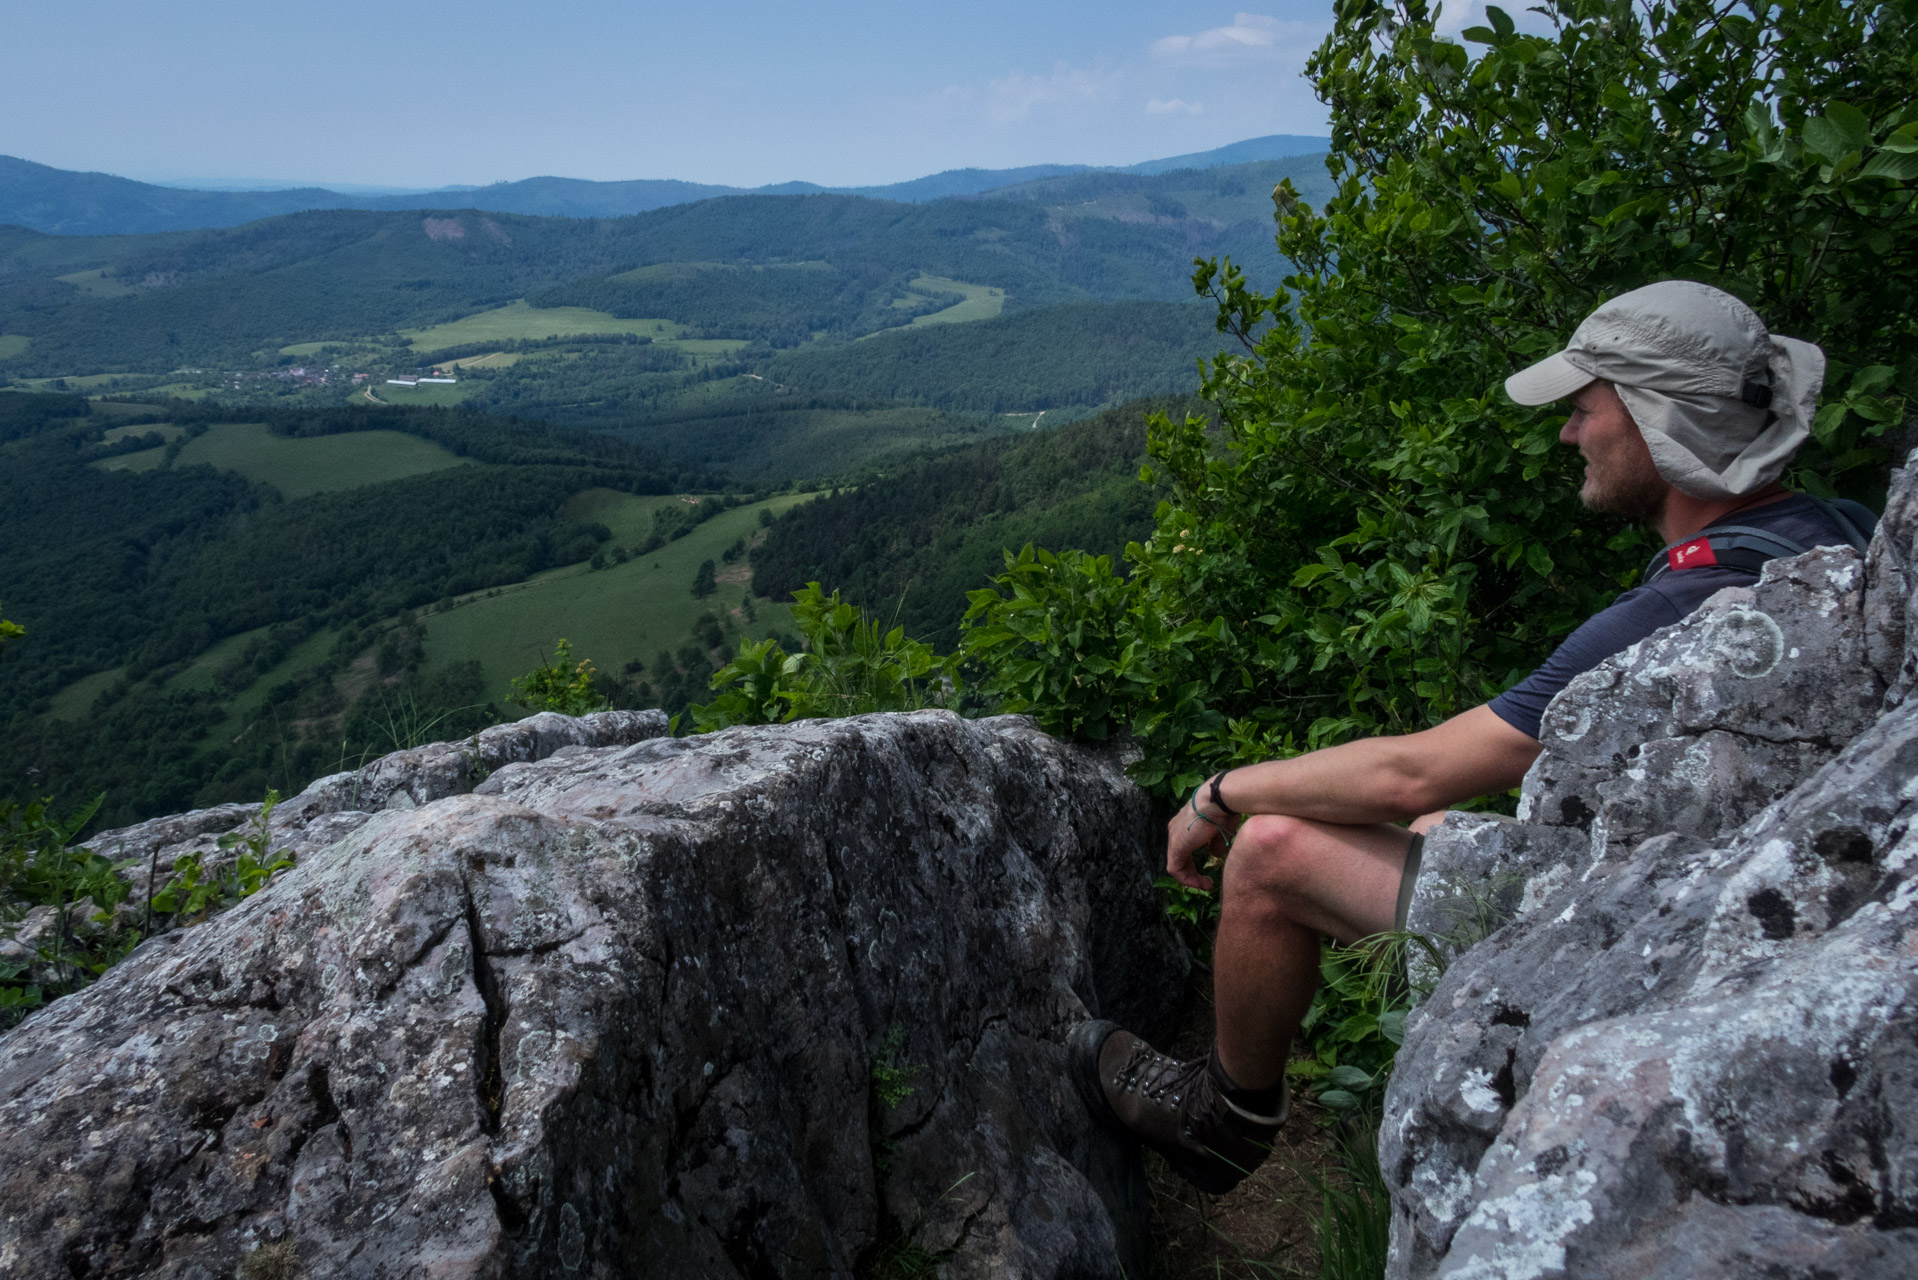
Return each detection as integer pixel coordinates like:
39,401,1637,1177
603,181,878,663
1488,495,1863,739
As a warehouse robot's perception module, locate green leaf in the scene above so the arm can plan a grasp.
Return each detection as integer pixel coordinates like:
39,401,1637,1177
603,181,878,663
1328,1064,1376,1090
1804,113,1862,164
1317,1088,1362,1111
1860,151,1918,182
1824,101,1870,149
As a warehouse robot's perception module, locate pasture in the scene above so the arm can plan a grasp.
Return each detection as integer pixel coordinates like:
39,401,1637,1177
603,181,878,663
0,335,32,360
905,276,1005,327
96,422,474,497
423,491,816,705
364,379,475,408
403,301,675,352
102,422,184,443
55,269,134,298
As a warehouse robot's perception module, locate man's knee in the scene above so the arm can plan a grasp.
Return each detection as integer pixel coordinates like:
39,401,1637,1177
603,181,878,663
1226,814,1322,901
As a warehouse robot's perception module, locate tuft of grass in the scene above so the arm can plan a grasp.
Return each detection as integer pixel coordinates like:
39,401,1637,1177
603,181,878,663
239,1238,302,1280
1306,1127,1390,1280
872,1026,922,1109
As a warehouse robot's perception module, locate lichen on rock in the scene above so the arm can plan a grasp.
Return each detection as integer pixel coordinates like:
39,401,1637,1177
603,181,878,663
1386,457,1918,1278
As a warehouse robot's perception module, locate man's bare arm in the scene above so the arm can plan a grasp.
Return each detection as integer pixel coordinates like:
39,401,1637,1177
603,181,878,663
1213,704,1542,824
1162,705,1542,890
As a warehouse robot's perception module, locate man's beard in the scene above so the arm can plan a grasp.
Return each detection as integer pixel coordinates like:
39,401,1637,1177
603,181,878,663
1580,449,1667,526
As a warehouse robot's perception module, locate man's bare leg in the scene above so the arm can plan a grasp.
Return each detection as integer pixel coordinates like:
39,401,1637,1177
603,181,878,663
1210,815,1423,1090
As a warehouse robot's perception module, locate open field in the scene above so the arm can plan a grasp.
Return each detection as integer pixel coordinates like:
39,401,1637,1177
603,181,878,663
449,351,519,369
96,421,475,497
361,379,476,408
56,268,135,299
402,301,675,352
47,668,124,721
94,446,167,472
672,337,751,361
102,422,184,443
424,491,816,704
0,335,32,360
906,276,1005,327
201,628,341,754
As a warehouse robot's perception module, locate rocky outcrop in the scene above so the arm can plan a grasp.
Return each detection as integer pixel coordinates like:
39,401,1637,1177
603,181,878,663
1385,461,1918,1276
0,711,1183,1279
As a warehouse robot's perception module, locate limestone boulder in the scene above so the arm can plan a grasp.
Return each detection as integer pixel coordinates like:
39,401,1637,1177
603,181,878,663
1384,460,1918,1277
0,711,1182,1279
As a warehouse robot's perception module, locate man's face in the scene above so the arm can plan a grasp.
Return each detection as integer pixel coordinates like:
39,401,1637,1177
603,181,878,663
1560,380,1667,524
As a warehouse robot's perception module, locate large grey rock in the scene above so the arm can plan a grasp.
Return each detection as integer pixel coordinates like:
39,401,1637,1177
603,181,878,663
1384,461,1918,1277
0,710,1182,1279
82,710,670,909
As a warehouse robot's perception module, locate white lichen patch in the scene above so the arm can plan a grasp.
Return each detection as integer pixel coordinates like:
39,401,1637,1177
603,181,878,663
1460,1069,1505,1114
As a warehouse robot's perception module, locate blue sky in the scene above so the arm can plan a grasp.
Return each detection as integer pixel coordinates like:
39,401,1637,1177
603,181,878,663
1,1,1346,189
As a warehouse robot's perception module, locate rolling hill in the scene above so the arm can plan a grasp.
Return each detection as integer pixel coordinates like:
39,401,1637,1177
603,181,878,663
0,136,1331,235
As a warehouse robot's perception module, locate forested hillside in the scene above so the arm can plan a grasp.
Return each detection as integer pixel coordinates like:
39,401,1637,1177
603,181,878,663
0,391,745,823
749,397,1181,645
766,302,1219,413
0,192,1255,376
0,136,1330,234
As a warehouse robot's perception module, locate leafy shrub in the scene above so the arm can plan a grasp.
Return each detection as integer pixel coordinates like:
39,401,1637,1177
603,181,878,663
691,584,955,730
958,0,1917,803
510,639,610,716
0,793,132,1024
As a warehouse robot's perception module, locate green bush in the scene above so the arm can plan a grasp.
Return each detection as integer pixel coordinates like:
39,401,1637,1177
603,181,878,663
691,584,955,730
958,0,1917,801
510,639,610,717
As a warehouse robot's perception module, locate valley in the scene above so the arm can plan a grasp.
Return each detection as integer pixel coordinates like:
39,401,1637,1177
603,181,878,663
0,146,1328,826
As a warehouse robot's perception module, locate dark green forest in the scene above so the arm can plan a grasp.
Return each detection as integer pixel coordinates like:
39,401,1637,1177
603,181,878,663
527,260,958,345
0,190,1276,376
749,397,1184,646
0,391,693,823
766,302,1221,412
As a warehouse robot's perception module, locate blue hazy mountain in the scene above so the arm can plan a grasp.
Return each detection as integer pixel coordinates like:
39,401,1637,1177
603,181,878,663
0,136,1330,236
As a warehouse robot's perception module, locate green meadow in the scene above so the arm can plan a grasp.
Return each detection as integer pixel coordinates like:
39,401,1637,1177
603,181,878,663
363,379,476,408
102,422,184,443
0,335,31,360
905,276,1005,327
95,421,474,497
403,301,675,353
55,269,135,299
424,490,816,705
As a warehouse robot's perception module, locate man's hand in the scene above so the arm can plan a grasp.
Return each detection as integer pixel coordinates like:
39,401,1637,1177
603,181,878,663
1165,798,1237,890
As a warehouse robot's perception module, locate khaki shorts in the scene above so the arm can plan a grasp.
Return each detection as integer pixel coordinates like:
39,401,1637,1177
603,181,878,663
1393,833,1425,932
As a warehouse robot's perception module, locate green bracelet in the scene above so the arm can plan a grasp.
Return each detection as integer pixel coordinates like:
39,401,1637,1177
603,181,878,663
1187,790,1222,829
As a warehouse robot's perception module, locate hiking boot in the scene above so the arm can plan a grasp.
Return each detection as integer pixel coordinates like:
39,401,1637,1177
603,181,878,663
1068,1019,1286,1195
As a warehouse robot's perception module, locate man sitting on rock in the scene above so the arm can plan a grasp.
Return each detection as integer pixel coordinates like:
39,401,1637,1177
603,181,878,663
1071,279,1876,1193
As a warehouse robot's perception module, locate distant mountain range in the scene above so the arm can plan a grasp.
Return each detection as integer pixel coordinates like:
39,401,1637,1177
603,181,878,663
0,136,1330,236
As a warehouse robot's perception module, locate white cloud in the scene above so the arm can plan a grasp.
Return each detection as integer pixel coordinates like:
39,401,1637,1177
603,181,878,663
1145,98,1204,115
1151,13,1323,66
982,62,1122,123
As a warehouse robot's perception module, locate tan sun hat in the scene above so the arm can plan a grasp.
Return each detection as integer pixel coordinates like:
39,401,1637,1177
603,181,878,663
1505,280,1827,499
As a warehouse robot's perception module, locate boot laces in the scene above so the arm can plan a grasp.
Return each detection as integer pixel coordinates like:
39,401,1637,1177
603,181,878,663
1114,1039,1204,1104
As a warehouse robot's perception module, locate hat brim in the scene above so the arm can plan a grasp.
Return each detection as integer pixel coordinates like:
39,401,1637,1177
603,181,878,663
1505,352,1595,406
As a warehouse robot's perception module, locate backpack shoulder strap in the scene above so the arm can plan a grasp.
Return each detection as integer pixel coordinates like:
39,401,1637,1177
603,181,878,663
1644,524,1810,585
1802,494,1877,552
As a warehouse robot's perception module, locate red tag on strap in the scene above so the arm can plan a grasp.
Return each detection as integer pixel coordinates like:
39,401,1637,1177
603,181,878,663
1667,538,1718,571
